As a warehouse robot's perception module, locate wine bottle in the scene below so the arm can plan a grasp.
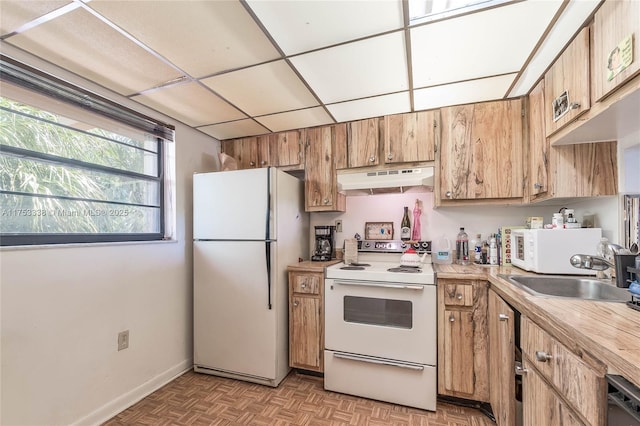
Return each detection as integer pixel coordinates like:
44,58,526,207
401,206,411,241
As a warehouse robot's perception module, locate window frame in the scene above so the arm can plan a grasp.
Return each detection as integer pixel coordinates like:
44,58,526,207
0,56,173,246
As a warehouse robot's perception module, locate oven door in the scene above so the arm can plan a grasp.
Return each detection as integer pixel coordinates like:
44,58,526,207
325,278,436,365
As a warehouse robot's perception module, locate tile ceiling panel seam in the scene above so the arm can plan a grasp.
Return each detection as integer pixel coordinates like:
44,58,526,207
239,0,337,125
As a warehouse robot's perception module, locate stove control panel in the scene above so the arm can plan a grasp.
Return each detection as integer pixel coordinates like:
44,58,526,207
358,240,431,253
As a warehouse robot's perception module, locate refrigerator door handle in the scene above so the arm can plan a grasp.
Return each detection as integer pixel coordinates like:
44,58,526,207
265,168,272,310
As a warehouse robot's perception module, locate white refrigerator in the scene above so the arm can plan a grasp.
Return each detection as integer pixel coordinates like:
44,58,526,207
193,167,308,387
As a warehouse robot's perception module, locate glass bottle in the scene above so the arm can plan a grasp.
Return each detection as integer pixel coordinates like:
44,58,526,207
456,227,469,265
401,206,411,241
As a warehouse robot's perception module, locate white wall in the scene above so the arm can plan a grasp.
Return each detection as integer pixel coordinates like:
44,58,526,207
311,191,621,256
0,48,220,425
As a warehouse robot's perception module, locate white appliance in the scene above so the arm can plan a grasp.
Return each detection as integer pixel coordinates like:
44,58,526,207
510,228,602,274
324,240,437,411
193,168,308,387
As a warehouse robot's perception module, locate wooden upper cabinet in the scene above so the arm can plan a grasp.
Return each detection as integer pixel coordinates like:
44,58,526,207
591,0,640,102
264,130,303,169
235,136,259,169
438,99,524,202
544,27,590,137
304,124,346,212
528,79,549,198
347,118,380,168
383,110,438,164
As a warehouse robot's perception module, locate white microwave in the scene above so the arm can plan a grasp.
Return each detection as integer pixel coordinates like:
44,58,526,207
510,228,602,275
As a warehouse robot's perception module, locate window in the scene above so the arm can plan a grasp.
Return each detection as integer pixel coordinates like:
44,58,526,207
0,57,174,246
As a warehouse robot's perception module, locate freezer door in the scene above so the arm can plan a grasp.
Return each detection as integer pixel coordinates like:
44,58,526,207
194,241,278,380
193,169,275,240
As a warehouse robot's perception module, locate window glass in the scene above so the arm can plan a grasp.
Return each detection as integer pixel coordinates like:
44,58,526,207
0,91,165,245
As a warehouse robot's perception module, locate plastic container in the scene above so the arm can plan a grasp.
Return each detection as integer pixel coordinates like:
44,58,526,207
456,227,469,265
596,237,612,279
489,235,498,265
433,236,452,264
473,233,482,263
552,213,564,229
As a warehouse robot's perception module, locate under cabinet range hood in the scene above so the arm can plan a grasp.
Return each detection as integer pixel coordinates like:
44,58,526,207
337,167,435,195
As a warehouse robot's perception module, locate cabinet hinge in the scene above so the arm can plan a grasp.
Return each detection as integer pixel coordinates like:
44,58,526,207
521,108,525,117
433,119,438,128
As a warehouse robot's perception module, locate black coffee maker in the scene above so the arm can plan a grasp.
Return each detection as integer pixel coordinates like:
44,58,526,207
312,225,336,261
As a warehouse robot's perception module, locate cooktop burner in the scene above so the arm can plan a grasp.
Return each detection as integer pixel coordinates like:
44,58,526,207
387,267,422,273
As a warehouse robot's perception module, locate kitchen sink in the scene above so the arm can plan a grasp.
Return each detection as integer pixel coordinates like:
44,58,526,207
499,274,630,302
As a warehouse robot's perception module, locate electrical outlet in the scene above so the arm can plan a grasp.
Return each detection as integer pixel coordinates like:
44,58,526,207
335,220,343,233
118,330,129,351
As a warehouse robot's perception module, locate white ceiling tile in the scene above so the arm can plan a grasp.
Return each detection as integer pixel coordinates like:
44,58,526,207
256,107,333,132
198,120,270,141
410,0,563,88
5,8,183,96
247,0,404,55
132,83,246,127
290,32,408,104
0,0,72,35
89,0,280,78
327,92,411,123
201,60,319,116
413,74,516,110
509,0,601,97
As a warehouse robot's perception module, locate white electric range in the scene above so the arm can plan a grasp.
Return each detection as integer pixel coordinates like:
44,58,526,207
324,240,437,411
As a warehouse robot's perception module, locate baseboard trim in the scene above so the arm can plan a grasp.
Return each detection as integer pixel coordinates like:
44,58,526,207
73,359,192,426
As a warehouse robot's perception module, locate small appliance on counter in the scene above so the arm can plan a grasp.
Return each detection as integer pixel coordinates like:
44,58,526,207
312,225,336,261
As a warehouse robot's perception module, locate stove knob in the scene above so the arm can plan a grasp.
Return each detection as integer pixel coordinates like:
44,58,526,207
401,242,407,249
421,241,429,248
412,243,420,249
363,242,371,248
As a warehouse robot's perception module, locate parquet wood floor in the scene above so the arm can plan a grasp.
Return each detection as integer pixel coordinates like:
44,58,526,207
103,370,496,426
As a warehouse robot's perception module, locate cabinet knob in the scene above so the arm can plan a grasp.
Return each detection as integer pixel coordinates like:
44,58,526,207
449,314,455,322
301,283,306,288
570,102,581,110
260,160,267,166
323,198,330,205
369,156,376,163
515,361,528,376
498,313,509,321
535,351,552,362
533,183,543,190
249,161,256,167
387,153,393,160
445,191,452,198
293,301,299,307
456,294,463,300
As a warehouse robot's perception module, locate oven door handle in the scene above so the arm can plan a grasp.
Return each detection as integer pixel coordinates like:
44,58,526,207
333,352,425,371
332,280,425,291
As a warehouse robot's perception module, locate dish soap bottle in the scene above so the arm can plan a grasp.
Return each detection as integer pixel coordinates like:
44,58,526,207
456,227,469,265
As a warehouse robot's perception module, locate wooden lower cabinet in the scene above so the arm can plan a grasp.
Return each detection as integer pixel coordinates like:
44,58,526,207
522,359,583,426
488,289,516,426
288,266,327,372
521,316,607,425
437,278,489,402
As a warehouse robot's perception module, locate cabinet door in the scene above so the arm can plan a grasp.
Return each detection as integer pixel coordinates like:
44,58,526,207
268,130,303,168
235,137,259,169
591,0,640,102
552,141,618,198
522,360,582,426
290,296,322,370
439,99,524,201
347,118,380,168
437,279,489,401
255,135,271,167
441,309,475,395
384,110,437,164
304,126,346,212
545,27,590,137
528,79,549,199
488,290,516,426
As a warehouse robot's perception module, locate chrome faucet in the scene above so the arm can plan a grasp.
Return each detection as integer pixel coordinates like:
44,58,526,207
569,243,623,271
569,254,614,271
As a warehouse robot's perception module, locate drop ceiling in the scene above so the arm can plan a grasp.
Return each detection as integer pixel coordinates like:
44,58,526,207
0,0,602,141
